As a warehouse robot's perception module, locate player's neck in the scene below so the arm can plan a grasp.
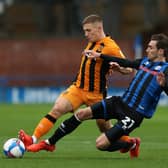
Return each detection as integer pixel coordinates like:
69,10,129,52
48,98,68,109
97,32,106,41
153,56,166,62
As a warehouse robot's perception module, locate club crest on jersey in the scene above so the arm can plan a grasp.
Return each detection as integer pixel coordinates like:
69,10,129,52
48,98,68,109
144,61,150,65
154,66,162,71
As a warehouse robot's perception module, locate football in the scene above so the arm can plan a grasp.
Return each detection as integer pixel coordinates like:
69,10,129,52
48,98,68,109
3,138,25,158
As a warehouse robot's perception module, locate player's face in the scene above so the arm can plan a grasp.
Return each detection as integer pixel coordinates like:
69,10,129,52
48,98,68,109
83,23,101,42
146,40,159,61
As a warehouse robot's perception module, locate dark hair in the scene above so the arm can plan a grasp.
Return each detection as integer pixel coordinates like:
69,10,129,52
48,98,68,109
82,14,103,25
151,33,168,59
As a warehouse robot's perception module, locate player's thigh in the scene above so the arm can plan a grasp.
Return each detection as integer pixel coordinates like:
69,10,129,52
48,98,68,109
85,91,103,106
59,85,84,110
96,119,112,132
52,96,73,114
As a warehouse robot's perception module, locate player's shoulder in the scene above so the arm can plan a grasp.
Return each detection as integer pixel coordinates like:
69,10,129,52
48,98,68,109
100,37,119,52
102,36,118,45
101,36,124,57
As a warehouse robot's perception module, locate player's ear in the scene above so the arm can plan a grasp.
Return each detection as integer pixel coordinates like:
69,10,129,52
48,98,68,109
159,48,164,55
98,25,103,31
158,48,164,59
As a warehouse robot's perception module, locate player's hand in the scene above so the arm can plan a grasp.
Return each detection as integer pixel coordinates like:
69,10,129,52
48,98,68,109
109,62,121,71
157,72,166,86
83,50,101,58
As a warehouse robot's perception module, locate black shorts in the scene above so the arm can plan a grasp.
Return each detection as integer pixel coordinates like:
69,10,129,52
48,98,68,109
91,96,144,134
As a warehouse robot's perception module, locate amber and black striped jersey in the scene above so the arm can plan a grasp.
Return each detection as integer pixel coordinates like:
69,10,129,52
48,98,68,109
74,36,125,94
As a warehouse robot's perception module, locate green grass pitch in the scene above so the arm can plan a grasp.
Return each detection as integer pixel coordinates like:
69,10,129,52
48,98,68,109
0,104,168,168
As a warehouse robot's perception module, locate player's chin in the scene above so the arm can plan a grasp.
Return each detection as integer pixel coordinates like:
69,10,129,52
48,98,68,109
88,38,96,43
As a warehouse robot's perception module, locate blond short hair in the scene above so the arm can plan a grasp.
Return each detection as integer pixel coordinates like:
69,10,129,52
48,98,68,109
82,14,103,25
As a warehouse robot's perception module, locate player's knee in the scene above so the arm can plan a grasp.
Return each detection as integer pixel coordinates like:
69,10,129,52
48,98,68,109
96,138,106,150
76,109,86,121
95,133,111,151
75,107,92,121
95,135,108,151
50,103,66,118
50,97,73,118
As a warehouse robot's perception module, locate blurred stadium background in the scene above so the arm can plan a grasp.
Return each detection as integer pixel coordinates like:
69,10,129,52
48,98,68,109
0,0,167,104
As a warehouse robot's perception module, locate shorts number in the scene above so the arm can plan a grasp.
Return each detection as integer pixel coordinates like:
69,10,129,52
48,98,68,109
121,116,135,130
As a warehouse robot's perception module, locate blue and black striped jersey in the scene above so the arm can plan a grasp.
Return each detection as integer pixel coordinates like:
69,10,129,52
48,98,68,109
100,55,168,118
122,57,168,118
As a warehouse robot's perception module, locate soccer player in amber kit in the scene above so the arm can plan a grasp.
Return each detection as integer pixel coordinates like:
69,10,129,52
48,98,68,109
19,14,134,152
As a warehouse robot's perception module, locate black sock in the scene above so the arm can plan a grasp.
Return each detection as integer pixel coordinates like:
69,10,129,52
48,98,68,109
45,114,57,123
48,115,81,145
103,140,132,152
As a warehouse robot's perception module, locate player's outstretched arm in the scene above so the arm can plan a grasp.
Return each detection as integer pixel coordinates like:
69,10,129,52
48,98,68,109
84,50,141,69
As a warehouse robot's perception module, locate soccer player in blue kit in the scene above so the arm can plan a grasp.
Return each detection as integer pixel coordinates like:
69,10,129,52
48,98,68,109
27,33,168,158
